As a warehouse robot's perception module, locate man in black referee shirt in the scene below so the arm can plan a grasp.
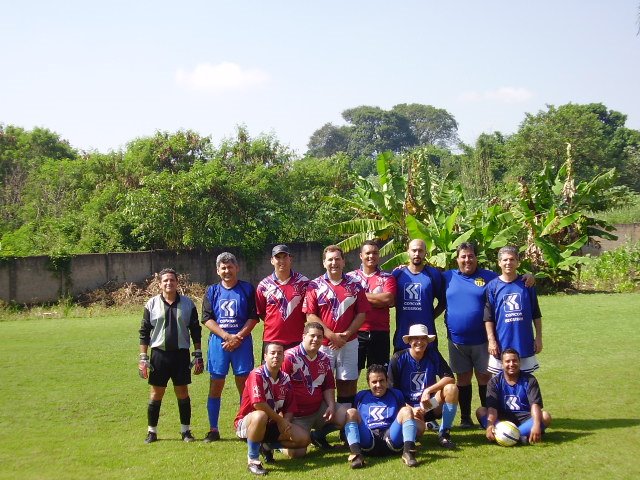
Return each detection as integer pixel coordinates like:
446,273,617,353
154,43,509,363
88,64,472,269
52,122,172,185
138,268,204,443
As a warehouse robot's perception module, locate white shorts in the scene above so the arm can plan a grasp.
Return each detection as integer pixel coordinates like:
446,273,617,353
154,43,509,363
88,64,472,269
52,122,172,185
235,417,248,439
488,355,539,374
320,339,359,381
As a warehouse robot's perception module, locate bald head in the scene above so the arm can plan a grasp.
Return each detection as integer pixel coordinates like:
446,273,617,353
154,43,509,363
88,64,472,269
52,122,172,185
407,239,427,268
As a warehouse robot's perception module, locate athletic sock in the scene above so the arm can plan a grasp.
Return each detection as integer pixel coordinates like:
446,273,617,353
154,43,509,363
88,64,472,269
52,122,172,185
516,418,544,437
458,384,472,418
478,415,488,429
267,441,283,450
247,440,261,462
317,422,339,439
440,402,457,433
178,397,191,426
180,424,191,433
207,397,221,430
345,421,360,446
148,426,157,433
402,418,417,442
478,384,488,407
147,400,161,428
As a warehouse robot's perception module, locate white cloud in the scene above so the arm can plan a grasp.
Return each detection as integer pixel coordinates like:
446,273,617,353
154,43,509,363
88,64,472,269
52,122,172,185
458,86,533,104
175,62,270,93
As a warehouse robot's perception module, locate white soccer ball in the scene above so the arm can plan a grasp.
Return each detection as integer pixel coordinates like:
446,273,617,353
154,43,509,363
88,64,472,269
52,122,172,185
494,421,520,447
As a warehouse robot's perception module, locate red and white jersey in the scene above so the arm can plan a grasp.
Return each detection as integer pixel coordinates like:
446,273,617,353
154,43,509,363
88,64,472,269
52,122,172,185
303,273,371,345
256,270,309,344
282,344,336,417
234,365,296,428
348,267,397,332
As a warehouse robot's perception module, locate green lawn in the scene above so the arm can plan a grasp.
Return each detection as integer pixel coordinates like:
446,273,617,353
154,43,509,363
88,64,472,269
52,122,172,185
0,293,638,479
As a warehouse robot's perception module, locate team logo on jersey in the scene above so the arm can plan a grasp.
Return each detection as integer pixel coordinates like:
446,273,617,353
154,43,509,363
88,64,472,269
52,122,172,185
502,293,521,312
368,406,387,422
505,395,520,411
411,372,426,392
220,299,237,317
474,277,486,287
404,283,421,301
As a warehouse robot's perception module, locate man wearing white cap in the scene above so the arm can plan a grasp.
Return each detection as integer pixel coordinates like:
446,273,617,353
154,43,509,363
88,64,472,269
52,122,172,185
387,324,459,449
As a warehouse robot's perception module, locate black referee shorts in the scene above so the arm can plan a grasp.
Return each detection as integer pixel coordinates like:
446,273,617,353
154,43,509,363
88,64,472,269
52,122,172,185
149,348,191,387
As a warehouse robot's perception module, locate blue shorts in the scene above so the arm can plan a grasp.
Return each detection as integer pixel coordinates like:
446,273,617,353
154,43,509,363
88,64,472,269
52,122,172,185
207,334,254,379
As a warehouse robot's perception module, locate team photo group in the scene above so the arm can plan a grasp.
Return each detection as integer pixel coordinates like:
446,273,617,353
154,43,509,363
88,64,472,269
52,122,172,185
138,239,552,475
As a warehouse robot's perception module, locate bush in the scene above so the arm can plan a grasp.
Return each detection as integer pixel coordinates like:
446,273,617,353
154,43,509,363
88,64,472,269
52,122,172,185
577,241,640,292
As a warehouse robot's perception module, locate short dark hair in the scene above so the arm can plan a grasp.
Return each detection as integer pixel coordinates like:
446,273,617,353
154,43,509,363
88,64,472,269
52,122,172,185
360,240,379,251
304,322,324,334
366,364,388,382
323,244,344,260
456,242,477,256
263,342,285,354
158,268,178,280
501,347,520,360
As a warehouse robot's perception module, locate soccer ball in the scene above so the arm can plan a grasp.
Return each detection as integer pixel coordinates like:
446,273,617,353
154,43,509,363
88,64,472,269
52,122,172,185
494,421,520,447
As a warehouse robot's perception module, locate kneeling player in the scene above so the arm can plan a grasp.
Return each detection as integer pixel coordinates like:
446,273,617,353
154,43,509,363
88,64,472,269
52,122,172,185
476,348,552,445
234,343,310,475
344,364,419,469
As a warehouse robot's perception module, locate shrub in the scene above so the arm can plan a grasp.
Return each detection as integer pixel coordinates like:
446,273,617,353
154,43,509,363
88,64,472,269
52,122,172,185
578,241,640,292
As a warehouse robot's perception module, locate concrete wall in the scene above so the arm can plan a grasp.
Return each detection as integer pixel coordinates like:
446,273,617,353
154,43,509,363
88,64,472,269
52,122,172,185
1,225,636,305
0,242,360,305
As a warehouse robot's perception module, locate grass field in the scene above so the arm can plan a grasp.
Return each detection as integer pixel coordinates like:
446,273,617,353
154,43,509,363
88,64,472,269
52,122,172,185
0,293,639,480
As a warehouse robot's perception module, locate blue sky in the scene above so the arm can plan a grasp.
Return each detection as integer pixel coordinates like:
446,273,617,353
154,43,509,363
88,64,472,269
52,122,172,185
2,1,639,155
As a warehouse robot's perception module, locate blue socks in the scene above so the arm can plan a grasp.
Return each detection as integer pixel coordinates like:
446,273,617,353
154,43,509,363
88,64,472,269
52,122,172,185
248,440,260,461
440,402,457,433
517,418,545,437
345,421,360,445
207,397,221,430
402,418,417,442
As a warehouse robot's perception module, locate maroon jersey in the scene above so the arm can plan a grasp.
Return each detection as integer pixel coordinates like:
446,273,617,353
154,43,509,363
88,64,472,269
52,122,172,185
234,365,296,428
348,268,397,332
303,273,370,345
256,270,309,344
282,344,336,417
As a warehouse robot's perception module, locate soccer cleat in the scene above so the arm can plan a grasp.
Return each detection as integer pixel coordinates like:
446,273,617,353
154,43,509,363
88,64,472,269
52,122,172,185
426,420,440,431
247,461,268,476
348,453,365,469
402,450,418,467
144,431,157,444
181,430,195,442
260,444,275,464
310,430,333,450
203,429,220,443
437,429,457,449
459,416,475,429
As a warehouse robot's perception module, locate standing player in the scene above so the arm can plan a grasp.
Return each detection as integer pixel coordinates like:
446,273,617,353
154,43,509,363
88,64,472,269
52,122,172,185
484,246,543,374
201,252,259,442
388,324,458,449
234,342,310,475
392,239,444,352
348,240,397,371
303,245,370,408
344,364,420,469
256,244,309,356
476,348,552,445
281,322,347,455
138,268,203,443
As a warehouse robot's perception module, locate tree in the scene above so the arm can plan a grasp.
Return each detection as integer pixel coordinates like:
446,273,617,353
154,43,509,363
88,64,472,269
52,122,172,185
306,123,350,158
505,103,639,189
391,103,459,148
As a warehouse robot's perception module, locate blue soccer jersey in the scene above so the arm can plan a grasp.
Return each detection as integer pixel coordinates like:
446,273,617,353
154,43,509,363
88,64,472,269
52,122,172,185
486,371,543,424
443,268,498,345
202,280,258,334
387,348,454,407
484,277,541,358
354,387,406,431
392,266,444,350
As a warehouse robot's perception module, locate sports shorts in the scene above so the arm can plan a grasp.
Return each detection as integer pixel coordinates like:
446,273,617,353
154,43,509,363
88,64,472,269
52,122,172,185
236,417,281,443
207,334,254,379
357,330,390,371
448,340,489,374
320,338,359,381
292,401,330,432
149,348,191,387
